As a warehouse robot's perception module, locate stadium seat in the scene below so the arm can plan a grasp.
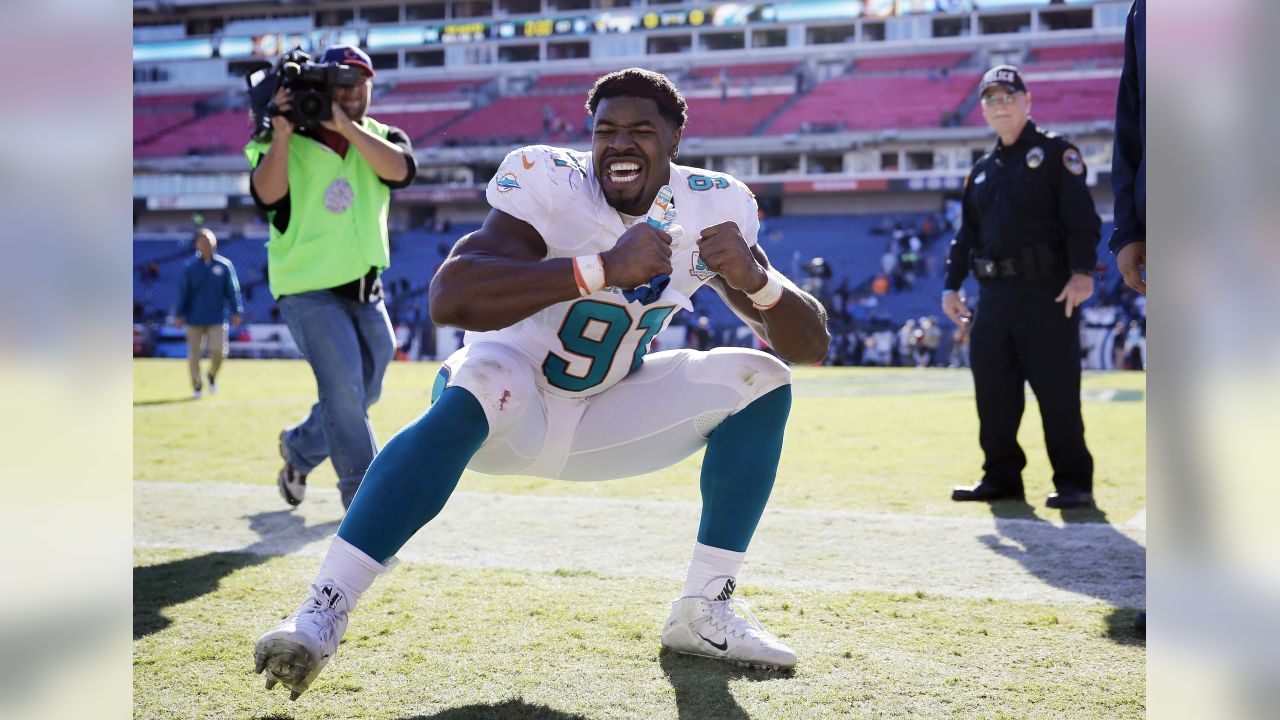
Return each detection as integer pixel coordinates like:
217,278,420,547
769,73,980,134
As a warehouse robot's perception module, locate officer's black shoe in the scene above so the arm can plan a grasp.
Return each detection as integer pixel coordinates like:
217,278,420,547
1046,491,1095,509
951,482,1025,502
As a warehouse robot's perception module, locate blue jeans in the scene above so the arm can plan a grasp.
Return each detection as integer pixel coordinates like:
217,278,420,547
278,290,395,506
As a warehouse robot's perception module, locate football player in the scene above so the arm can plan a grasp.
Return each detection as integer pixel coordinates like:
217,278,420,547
254,68,830,700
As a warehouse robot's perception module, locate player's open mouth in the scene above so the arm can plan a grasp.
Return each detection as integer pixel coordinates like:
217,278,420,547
605,160,644,187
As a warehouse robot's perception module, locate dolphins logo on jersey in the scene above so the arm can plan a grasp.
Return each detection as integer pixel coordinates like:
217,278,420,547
495,172,522,192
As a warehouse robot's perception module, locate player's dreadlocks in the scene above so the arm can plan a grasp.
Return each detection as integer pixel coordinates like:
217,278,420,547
586,68,688,130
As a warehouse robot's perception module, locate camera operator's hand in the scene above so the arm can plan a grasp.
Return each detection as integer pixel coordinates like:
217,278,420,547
321,100,358,138
269,86,294,138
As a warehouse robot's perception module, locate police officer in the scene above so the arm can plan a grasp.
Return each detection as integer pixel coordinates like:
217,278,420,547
942,65,1099,510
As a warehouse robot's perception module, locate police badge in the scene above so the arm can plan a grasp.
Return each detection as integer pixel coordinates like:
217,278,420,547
1026,146,1044,169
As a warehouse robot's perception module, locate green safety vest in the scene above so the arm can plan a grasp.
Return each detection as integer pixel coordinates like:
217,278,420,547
244,117,393,299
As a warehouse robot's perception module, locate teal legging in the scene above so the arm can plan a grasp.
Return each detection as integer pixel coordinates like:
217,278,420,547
338,383,791,562
337,387,488,563
696,385,792,553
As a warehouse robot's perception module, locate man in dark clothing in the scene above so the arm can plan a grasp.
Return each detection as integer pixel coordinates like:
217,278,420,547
1112,0,1146,638
1111,0,1146,295
942,65,1100,510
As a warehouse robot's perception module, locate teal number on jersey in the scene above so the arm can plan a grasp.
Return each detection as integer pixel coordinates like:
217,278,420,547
543,300,675,392
543,301,632,392
688,174,731,192
631,306,676,372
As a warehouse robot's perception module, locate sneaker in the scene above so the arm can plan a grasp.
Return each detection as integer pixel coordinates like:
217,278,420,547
192,388,202,400
661,579,797,670
207,373,218,395
254,580,352,701
277,430,307,506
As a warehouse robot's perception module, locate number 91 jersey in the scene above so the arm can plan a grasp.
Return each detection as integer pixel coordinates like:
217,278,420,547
467,144,762,399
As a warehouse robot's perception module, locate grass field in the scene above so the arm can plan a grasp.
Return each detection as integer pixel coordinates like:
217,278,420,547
133,359,1146,719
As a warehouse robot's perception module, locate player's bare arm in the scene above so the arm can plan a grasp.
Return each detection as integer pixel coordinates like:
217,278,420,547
429,209,565,331
700,223,829,364
429,208,675,331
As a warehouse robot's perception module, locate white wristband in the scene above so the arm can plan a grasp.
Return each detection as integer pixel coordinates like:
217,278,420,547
572,254,606,297
746,272,784,310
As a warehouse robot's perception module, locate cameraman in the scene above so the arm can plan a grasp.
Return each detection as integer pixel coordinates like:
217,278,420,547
244,46,417,510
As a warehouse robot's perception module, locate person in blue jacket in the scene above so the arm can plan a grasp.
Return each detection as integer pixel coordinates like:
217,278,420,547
1111,0,1145,294
175,228,244,398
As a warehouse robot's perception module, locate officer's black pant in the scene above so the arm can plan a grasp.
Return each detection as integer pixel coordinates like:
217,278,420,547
969,280,1093,493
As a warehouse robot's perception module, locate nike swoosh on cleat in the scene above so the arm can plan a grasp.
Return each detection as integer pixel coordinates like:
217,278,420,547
698,634,729,652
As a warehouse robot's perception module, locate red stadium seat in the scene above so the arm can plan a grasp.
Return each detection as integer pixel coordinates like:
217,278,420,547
854,52,970,73
685,95,791,138
1029,43,1124,66
769,73,980,134
964,77,1118,127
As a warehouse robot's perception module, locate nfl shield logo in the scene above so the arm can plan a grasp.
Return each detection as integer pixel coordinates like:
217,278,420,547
690,251,717,280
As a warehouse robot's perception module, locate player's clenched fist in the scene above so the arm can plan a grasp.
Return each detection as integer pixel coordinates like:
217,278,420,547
696,222,766,293
601,223,672,289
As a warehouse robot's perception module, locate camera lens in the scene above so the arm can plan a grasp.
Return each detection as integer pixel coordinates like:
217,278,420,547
298,94,323,117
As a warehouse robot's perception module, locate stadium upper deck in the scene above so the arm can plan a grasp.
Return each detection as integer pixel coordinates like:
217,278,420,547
133,1,1129,224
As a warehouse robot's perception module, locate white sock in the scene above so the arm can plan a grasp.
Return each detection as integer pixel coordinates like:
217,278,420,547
682,542,745,599
313,536,390,606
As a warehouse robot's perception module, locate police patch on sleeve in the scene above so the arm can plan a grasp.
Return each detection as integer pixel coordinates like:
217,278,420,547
1063,148,1085,176
1026,146,1044,169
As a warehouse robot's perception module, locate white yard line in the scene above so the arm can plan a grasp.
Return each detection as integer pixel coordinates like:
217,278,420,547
135,481,1146,609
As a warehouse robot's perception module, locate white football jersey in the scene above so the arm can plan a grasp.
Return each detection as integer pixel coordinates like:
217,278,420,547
468,144,760,399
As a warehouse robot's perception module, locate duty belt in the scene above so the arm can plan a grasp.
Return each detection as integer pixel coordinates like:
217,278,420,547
972,257,1021,279
973,243,1063,282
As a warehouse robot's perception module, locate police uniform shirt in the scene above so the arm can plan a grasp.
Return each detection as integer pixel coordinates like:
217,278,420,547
945,120,1100,290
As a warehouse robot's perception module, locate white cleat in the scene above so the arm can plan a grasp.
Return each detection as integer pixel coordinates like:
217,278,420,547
661,578,797,671
254,580,352,700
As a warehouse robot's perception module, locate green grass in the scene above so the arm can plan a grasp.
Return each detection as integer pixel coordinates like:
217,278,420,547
133,359,1146,520
135,548,1143,720
133,359,1146,719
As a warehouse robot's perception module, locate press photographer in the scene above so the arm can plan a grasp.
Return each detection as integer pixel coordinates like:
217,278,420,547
243,45,417,511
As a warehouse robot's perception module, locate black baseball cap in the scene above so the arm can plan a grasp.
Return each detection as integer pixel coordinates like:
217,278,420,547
979,64,1026,94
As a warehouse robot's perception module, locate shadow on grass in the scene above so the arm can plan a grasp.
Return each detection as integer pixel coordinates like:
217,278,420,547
1104,607,1145,644
660,647,793,720
388,698,595,719
981,501,1146,645
255,698,595,720
134,510,339,640
133,396,200,406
